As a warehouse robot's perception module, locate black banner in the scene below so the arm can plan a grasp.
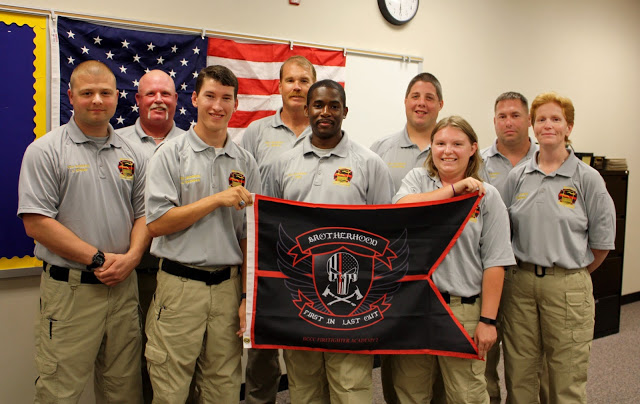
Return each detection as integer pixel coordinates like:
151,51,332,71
245,193,482,359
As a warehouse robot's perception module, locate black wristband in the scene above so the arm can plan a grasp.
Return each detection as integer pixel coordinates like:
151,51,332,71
479,316,497,326
240,293,247,300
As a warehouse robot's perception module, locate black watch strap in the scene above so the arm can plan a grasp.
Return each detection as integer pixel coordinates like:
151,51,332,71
87,250,105,271
479,316,497,326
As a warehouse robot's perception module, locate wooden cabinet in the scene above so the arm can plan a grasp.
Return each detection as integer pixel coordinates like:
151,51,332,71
591,170,628,339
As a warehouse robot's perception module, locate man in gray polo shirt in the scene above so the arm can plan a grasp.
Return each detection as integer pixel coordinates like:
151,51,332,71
18,60,149,403
240,56,316,404
144,65,261,403
264,79,394,404
240,56,315,174
116,69,184,403
371,72,444,191
480,91,538,404
480,91,538,195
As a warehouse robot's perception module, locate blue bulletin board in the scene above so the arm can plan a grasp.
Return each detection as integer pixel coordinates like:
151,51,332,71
0,12,47,273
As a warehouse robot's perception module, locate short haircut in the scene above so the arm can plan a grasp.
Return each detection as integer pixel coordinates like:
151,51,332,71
530,91,575,145
307,79,346,106
69,60,116,90
494,91,528,112
195,65,238,98
279,56,317,82
424,116,482,181
405,72,443,101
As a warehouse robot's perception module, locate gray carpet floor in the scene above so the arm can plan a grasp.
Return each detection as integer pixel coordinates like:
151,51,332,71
255,300,640,404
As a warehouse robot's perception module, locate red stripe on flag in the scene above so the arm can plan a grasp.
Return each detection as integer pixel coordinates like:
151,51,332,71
239,78,280,96
208,38,346,66
229,110,277,128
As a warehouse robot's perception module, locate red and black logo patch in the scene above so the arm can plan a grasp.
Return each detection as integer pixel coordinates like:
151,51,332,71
118,159,134,180
229,170,246,187
333,168,353,185
557,186,577,208
469,205,481,222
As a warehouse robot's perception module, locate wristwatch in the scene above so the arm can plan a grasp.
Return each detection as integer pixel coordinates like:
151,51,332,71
87,250,105,271
479,316,497,326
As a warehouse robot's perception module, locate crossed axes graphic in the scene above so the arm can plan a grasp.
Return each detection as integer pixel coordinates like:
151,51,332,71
322,285,363,306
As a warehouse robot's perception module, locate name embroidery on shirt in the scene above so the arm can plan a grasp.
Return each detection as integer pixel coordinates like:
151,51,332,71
286,172,308,180
557,186,577,209
488,171,500,180
333,168,353,186
181,175,201,184
265,141,284,148
68,164,89,173
118,159,135,180
516,192,528,200
229,170,246,187
387,162,406,169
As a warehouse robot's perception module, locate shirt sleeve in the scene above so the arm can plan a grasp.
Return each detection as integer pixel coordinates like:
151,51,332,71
392,168,424,203
479,186,516,269
17,141,60,219
367,156,394,205
145,144,181,224
583,171,616,250
131,148,147,219
239,121,259,158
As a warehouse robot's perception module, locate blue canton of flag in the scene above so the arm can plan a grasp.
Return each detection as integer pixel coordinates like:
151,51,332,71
58,16,206,130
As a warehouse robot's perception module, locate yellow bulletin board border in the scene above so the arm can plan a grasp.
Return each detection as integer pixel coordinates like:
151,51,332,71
0,11,47,272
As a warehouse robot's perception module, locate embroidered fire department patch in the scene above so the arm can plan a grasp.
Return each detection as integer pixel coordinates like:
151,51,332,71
557,186,577,208
118,159,134,180
229,170,246,187
333,168,353,185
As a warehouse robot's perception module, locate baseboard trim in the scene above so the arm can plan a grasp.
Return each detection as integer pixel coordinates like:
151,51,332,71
621,291,640,305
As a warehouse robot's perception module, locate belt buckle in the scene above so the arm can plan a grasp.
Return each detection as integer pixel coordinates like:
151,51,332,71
535,265,546,277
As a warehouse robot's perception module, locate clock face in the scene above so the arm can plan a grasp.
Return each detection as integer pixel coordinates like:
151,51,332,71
378,0,419,25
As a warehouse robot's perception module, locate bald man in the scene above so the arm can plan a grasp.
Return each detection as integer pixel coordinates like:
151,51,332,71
117,69,184,403
18,60,149,403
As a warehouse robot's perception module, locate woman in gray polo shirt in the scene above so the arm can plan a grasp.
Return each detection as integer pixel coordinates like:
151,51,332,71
392,115,515,403
500,92,616,404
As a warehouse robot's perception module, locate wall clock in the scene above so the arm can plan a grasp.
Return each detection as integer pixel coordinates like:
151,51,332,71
378,0,419,26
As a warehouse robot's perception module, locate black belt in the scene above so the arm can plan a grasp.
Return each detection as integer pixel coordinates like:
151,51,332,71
136,267,159,274
161,259,232,286
440,292,479,304
43,262,102,284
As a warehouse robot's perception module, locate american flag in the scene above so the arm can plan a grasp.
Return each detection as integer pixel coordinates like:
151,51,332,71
207,38,347,141
57,17,206,130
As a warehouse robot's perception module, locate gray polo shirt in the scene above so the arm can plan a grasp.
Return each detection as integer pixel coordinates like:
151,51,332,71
370,126,431,191
265,131,394,205
239,108,310,176
502,150,616,269
146,128,261,267
116,118,185,160
480,137,538,195
17,118,147,269
393,168,515,297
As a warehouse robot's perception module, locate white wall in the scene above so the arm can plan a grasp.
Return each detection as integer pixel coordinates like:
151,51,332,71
2,0,639,401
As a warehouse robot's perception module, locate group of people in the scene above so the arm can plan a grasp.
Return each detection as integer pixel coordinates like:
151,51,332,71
17,54,615,404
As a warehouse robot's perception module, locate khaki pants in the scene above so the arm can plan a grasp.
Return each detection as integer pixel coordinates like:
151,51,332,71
245,348,282,404
391,297,489,404
35,268,142,404
283,350,373,404
145,269,242,404
501,264,594,404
